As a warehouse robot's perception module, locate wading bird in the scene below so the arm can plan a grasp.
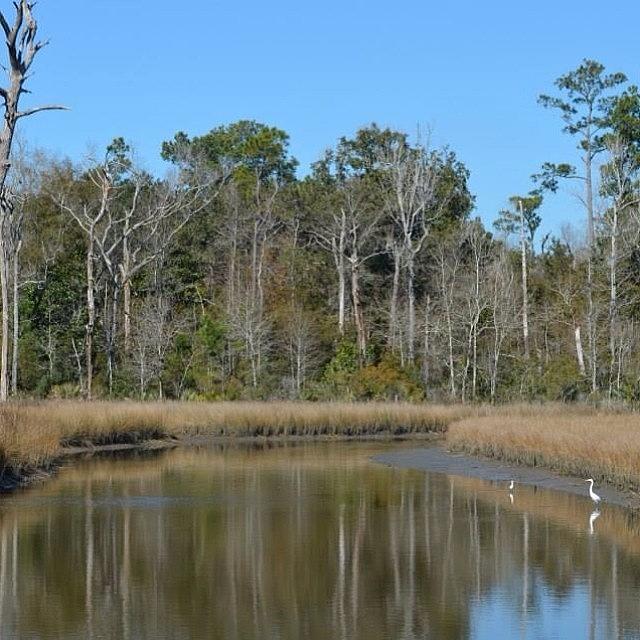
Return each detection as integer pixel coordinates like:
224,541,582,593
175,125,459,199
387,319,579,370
508,480,515,491
585,478,601,505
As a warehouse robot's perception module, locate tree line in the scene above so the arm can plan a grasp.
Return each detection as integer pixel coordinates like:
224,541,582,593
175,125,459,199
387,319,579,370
3,12,640,403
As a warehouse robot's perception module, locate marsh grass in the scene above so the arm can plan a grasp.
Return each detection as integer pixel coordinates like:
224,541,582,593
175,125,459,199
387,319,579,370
447,406,640,490
4,400,640,494
0,401,475,472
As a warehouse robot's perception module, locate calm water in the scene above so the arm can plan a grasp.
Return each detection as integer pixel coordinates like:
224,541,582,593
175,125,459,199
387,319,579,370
0,442,638,639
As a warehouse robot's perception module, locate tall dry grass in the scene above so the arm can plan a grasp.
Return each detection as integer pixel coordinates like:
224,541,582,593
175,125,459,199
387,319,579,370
4,400,640,494
0,401,476,471
447,406,640,490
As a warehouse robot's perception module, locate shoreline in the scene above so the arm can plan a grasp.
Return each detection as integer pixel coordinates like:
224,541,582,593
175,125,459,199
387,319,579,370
1,402,639,512
373,444,640,510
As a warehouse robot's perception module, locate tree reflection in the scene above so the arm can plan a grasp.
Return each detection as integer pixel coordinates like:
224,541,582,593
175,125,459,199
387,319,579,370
0,444,635,639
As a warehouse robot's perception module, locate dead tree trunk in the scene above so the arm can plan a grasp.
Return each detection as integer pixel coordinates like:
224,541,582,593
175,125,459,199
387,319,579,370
0,232,8,400
0,2,65,400
10,237,20,395
85,229,96,399
389,241,401,351
519,200,530,360
349,251,367,360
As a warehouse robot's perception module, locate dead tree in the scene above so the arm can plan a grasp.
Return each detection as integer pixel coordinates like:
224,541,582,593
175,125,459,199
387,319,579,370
0,1,65,400
601,136,640,397
380,141,451,364
55,161,114,399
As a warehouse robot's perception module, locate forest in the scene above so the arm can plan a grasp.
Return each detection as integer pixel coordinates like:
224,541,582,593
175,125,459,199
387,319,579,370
3,57,640,404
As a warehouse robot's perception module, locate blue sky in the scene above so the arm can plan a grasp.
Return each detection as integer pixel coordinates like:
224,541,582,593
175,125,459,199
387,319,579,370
15,0,640,238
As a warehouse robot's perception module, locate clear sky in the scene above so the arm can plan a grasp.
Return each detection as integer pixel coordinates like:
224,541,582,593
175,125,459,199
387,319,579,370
14,0,640,239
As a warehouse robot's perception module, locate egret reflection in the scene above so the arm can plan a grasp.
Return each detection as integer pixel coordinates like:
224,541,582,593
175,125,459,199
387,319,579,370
589,509,601,535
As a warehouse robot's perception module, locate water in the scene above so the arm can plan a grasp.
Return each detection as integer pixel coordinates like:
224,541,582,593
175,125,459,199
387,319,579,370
0,442,638,639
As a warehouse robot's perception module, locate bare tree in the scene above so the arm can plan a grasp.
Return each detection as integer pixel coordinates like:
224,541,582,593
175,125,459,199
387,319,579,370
459,222,491,402
54,154,116,399
3,141,40,395
311,172,382,359
494,194,542,362
283,306,319,396
434,235,463,399
130,296,182,398
0,2,65,400
56,141,223,397
229,285,271,389
381,140,451,364
311,201,348,336
601,136,640,397
488,247,516,401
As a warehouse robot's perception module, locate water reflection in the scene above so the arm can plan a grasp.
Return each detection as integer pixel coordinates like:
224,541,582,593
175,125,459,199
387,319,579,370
0,443,636,639
589,510,601,536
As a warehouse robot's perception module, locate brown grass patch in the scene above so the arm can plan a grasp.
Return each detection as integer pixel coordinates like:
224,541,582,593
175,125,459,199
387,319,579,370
447,406,640,490
0,401,476,472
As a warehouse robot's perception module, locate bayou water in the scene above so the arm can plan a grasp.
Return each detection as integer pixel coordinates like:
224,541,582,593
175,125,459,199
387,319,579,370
0,442,637,639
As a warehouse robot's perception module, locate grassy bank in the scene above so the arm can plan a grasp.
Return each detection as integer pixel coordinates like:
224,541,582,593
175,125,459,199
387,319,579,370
0,401,474,480
447,405,640,491
3,400,640,497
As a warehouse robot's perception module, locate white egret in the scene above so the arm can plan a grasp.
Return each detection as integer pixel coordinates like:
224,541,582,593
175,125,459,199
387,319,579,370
585,478,601,505
508,480,515,491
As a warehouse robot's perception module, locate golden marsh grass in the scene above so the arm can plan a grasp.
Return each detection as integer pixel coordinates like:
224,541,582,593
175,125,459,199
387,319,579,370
3,400,640,496
447,406,640,490
0,401,474,470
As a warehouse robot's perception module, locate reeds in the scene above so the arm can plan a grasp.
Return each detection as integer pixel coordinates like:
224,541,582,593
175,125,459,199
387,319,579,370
0,401,475,471
447,406,640,490
4,400,640,495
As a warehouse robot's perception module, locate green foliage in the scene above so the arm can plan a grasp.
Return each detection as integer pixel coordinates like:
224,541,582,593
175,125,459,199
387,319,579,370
538,59,627,143
535,59,627,191
350,359,424,401
322,340,359,391
197,315,227,359
494,192,543,246
15,102,640,406
320,344,423,401
540,356,584,402
163,120,298,188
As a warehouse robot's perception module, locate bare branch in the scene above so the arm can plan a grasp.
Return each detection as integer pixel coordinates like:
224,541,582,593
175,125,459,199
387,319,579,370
16,104,68,119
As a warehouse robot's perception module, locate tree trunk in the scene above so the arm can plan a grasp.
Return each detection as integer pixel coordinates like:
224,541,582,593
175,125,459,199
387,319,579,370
608,202,618,398
0,232,8,402
337,260,346,336
519,200,530,360
389,245,401,350
441,261,456,399
334,211,347,336
422,296,430,389
490,340,500,403
122,235,131,355
350,255,366,360
85,232,95,400
10,239,20,396
406,254,416,364
585,146,598,393
107,282,120,396
575,325,586,377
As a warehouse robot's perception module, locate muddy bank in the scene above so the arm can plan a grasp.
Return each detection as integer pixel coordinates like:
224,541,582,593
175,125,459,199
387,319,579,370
0,438,179,493
373,445,640,509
